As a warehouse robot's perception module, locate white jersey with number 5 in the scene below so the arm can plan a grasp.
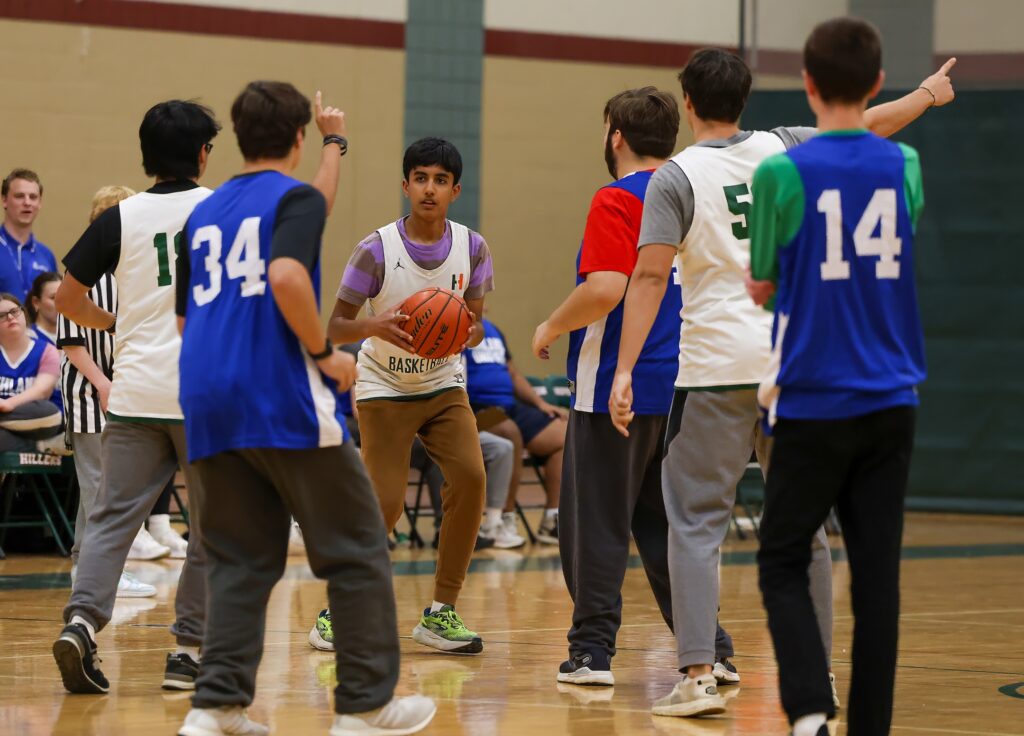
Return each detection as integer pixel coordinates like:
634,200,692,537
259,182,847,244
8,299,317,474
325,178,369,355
111,187,212,420
670,131,784,389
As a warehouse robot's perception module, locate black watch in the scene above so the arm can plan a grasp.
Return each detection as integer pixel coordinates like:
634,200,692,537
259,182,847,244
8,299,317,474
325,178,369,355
323,135,348,156
309,338,334,361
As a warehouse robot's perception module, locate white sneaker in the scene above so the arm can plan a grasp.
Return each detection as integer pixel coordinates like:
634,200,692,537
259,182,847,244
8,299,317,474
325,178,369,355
479,519,525,549
128,527,171,561
712,658,740,685
178,706,269,736
830,671,840,709
652,674,727,718
288,521,305,556
147,514,188,559
537,512,558,545
117,571,156,598
330,695,436,736
500,512,520,539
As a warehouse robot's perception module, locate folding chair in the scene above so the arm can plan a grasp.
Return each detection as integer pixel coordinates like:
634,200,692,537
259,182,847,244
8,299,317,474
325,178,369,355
0,452,75,558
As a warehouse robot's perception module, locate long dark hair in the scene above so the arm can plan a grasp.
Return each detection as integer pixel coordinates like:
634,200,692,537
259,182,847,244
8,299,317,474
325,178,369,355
27,271,60,323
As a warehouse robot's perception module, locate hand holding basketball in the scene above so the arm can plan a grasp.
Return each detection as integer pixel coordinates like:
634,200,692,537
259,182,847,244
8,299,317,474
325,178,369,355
316,348,357,392
458,311,482,354
368,306,414,352
399,288,473,359
314,90,347,138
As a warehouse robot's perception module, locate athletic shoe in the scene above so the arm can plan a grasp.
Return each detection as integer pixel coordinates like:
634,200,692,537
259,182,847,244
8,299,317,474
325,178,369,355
309,609,334,651
163,652,200,690
36,433,72,455
411,605,483,654
288,521,305,556
479,518,525,549
128,527,171,561
556,652,614,686
712,657,740,685
789,726,830,736
829,671,840,709
537,513,558,545
329,695,436,736
501,511,520,539
117,571,156,598
651,675,726,718
148,514,188,559
178,706,269,736
53,622,109,694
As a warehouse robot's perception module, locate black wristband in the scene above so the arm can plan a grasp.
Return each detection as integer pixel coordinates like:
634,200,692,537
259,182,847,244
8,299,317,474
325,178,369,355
323,135,348,156
309,338,334,361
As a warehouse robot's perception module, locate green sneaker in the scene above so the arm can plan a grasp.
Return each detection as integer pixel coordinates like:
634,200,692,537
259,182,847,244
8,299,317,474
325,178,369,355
308,609,334,651
411,605,483,654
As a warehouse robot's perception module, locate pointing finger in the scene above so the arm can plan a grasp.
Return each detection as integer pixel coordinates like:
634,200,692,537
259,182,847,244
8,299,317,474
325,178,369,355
939,57,957,75
315,90,323,115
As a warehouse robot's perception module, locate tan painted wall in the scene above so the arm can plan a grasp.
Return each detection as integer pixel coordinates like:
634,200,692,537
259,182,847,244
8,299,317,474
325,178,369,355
0,19,404,313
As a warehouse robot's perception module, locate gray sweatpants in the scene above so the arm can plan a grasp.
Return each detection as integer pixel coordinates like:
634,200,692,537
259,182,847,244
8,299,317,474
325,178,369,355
70,432,103,566
63,421,206,647
662,389,833,670
191,442,398,714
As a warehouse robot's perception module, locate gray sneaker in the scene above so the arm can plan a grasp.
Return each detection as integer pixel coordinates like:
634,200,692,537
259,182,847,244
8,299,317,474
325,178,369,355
652,674,726,718
330,695,436,735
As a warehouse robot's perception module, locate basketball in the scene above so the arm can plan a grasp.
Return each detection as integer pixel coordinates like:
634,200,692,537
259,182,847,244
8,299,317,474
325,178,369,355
400,287,473,359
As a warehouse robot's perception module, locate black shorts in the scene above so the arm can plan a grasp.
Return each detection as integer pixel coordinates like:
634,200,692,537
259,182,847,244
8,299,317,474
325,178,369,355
473,399,554,445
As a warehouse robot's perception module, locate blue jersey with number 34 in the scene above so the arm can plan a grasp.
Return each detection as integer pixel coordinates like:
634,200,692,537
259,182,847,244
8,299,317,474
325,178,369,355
179,171,348,462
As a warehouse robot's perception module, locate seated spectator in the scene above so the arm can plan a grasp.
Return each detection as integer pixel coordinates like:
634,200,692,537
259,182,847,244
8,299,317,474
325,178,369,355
28,271,60,344
0,292,65,454
0,169,57,300
465,317,566,544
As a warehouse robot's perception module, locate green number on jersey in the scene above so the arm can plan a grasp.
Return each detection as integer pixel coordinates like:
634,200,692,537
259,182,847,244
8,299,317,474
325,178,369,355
723,183,752,240
153,231,182,287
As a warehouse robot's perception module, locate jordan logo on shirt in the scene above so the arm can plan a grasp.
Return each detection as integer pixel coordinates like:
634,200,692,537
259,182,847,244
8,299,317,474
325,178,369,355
394,258,405,271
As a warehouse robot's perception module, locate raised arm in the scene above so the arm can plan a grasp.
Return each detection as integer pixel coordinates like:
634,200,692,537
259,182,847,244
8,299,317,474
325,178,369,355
865,58,956,138
310,91,347,216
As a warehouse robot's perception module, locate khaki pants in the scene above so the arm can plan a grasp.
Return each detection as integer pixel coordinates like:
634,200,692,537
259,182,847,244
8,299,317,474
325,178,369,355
358,388,485,605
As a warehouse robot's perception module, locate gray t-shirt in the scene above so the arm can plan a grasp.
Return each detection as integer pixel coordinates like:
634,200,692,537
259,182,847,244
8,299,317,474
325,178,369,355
638,126,817,247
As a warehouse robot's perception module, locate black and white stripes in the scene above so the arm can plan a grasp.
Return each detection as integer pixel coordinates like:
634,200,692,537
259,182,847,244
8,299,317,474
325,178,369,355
57,273,117,434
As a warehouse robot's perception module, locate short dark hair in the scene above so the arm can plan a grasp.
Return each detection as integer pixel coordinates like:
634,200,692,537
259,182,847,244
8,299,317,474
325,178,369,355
804,18,882,103
2,168,42,197
27,271,60,322
231,81,312,161
403,137,463,184
139,100,220,180
604,87,680,159
678,48,752,123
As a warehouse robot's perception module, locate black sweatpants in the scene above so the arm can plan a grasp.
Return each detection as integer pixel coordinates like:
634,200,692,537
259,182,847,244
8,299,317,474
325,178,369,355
192,441,399,714
559,410,733,663
758,406,916,734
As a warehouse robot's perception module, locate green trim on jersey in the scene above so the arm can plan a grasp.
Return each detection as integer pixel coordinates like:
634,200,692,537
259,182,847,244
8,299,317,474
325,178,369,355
816,128,869,137
898,142,925,232
106,412,184,425
749,153,806,312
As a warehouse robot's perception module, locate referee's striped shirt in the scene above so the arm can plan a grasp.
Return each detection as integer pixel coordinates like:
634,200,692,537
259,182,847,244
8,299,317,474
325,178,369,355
57,273,117,434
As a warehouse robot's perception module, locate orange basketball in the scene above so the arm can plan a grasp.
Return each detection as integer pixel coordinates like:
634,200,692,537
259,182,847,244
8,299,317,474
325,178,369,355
400,287,473,360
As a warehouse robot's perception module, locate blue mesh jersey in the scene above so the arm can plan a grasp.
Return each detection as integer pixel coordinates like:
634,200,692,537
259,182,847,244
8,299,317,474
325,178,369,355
179,171,348,462
0,335,49,400
750,130,927,421
567,170,681,415
465,319,515,410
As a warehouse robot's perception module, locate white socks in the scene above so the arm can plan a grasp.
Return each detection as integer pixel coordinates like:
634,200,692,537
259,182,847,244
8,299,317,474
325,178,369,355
148,514,172,533
543,508,557,521
484,509,502,527
793,713,827,736
70,615,96,640
176,645,200,661
429,600,448,613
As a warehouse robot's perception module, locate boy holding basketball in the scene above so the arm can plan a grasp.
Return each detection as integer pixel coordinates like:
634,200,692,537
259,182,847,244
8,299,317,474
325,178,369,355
330,137,491,654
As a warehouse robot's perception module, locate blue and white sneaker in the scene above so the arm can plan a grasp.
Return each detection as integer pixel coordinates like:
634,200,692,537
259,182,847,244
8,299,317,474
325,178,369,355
557,651,614,686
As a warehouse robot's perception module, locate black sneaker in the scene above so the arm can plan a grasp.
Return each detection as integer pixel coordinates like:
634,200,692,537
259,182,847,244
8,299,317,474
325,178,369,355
53,622,109,694
473,534,494,551
537,514,558,545
162,652,199,690
712,657,741,685
556,651,614,686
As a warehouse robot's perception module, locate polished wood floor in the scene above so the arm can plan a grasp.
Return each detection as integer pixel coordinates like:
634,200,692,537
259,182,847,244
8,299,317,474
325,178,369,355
1,511,1022,735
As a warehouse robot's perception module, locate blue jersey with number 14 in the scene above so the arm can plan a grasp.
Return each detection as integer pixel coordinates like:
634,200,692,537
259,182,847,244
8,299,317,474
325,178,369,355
752,131,927,421
179,171,348,463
